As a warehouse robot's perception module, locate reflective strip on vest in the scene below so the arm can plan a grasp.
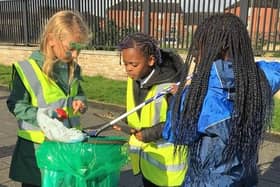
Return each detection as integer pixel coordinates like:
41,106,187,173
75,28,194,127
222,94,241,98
14,59,81,143
129,144,185,171
18,120,41,131
126,78,187,186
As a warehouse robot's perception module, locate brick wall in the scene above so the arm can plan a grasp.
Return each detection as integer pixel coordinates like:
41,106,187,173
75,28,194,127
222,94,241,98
0,46,279,98
0,46,128,80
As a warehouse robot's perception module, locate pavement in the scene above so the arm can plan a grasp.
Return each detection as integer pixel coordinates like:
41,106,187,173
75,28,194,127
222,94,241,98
0,86,280,187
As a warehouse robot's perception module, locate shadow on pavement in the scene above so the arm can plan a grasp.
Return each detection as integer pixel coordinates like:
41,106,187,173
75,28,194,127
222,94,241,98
0,96,8,100
258,156,280,187
119,169,143,187
0,145,15,158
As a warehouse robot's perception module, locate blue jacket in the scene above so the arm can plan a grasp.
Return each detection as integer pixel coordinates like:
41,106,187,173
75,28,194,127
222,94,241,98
163,60,280,187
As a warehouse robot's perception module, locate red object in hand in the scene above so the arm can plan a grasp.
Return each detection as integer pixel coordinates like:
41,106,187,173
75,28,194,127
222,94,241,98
55,108,68,120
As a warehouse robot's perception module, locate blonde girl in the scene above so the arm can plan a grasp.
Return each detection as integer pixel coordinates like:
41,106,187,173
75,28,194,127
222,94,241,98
7,10,90,187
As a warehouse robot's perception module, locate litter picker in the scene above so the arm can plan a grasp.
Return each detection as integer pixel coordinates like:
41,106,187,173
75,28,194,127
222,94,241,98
83,75,192,137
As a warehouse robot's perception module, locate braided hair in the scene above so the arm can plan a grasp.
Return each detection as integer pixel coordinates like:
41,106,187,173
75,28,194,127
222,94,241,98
172,13,273,173
118,32,162,65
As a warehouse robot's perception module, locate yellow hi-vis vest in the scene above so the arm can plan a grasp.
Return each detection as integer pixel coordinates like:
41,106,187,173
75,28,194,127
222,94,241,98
13,59,81,144
127,78,187,186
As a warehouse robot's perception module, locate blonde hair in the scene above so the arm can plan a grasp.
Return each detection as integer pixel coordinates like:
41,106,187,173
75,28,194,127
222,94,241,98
40,10,90,81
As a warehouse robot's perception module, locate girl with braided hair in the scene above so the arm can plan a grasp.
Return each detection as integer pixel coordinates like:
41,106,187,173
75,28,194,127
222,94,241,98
162,13,280,186
117,32,187,186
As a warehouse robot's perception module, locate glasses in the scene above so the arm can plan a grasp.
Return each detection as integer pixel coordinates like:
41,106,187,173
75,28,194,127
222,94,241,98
69,42,87,53
59,40,87,59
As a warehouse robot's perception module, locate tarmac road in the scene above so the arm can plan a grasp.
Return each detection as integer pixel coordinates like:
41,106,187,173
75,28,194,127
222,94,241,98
0,86,280,187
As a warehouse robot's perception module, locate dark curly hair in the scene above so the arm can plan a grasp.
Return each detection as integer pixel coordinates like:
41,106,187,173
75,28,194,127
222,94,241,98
118,32,162,65
172,13,273,174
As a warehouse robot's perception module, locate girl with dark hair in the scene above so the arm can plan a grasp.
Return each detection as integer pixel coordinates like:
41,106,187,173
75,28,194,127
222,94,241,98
117,32,187,187
163,13,280,186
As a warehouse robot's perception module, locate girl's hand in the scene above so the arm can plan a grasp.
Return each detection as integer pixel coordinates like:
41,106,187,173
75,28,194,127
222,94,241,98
113,125,137,135
112,125,143,141
169,83,179,95
134,131,143,141
170,75,192,94
72,100,86,114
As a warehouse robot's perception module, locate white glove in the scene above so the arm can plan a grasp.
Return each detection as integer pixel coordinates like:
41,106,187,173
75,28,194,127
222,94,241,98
37,108,86,143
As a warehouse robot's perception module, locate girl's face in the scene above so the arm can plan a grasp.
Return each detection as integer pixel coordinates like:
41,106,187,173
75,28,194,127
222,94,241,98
49,33,83,63
122,48,155,80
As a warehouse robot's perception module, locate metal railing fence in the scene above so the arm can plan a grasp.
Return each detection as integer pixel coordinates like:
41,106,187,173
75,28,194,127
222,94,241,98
0,0,279,53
